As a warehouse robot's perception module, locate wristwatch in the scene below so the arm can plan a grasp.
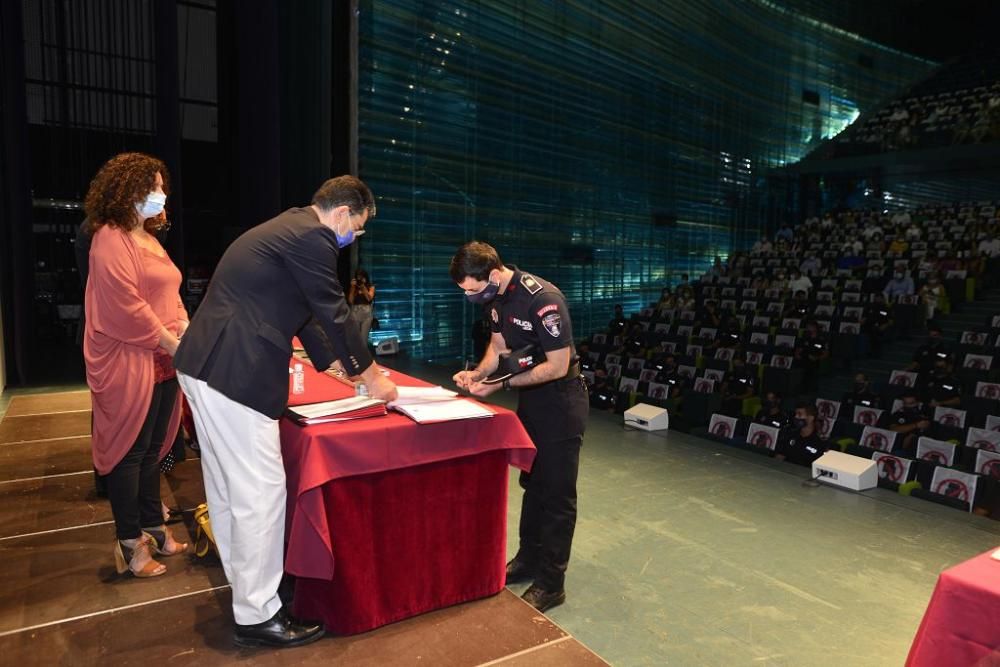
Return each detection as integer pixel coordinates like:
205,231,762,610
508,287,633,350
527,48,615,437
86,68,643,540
502,379,512,391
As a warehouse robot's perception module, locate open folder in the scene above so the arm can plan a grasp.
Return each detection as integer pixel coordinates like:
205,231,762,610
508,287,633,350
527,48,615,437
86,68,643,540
388,386,495,424
286,396,387,425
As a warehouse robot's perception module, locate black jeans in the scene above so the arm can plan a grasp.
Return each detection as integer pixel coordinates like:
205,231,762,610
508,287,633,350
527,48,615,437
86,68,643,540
515,375,588,591
105,379,178,540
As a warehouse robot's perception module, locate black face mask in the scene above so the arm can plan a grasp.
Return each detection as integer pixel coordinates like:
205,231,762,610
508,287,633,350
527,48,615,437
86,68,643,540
854,383,867,393
466,280,500,305
903,405,920,414
793,418,807,429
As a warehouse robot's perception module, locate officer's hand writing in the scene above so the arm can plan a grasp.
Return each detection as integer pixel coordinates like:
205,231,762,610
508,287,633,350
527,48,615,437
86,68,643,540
453,370,479,390
467,381,501,398
367,373,398,402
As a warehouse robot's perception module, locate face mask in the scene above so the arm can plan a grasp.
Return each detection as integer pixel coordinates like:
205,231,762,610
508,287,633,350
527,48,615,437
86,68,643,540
903,405,919,413
334,217,356,248
793,418,807,429
466,278,500,305
136,192,166,220
854,382,866,393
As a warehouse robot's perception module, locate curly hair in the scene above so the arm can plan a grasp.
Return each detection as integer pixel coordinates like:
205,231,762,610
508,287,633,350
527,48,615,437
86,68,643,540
84,152,169,234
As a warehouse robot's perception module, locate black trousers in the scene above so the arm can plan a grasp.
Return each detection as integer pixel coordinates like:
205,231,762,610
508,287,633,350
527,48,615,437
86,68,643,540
515,375,588,591
105,379,178,540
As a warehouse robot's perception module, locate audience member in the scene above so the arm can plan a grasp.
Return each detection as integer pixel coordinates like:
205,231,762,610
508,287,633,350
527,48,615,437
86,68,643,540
775,403,825,466
883,391,931,454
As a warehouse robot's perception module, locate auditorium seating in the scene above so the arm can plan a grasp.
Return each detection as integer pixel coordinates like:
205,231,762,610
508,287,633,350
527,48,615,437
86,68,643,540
578,200,1000,519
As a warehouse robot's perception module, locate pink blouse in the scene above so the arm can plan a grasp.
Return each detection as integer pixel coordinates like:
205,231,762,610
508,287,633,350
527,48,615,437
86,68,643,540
84,226,188,475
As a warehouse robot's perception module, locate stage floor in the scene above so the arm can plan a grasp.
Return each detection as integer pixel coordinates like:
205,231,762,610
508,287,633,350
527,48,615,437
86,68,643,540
5,361,1000,665
0,388,607,666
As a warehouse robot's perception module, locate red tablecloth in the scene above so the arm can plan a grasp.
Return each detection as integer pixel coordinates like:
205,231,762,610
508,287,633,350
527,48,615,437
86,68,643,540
906,549,1000,666
281,361,536,634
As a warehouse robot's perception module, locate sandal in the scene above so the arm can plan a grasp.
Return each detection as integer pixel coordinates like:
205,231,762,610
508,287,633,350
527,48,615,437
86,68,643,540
114,535,166,578
143,525,189,556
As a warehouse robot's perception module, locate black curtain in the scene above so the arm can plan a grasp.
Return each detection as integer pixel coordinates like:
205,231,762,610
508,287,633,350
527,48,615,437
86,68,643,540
0,0,32,385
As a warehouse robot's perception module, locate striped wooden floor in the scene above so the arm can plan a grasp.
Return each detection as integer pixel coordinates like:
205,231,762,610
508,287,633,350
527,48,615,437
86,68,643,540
0,390,607,665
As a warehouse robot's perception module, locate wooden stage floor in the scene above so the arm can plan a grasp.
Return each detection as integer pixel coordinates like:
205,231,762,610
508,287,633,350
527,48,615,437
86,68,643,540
0,390,608,665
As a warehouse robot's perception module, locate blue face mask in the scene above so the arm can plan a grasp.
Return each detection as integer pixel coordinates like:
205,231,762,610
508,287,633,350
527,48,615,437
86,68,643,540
334,226,355,248
466,279,500,305
136,192,166,219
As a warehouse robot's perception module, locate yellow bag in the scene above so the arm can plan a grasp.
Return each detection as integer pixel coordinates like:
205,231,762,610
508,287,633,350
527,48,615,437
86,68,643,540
193,503,218,558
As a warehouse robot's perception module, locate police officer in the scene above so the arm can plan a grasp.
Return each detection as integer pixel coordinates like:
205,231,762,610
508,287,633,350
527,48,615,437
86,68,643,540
450,242,588,613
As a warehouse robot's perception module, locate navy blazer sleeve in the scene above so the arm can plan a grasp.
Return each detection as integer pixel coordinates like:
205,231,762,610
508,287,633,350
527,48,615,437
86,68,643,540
296,317,336,371
284,226,373,375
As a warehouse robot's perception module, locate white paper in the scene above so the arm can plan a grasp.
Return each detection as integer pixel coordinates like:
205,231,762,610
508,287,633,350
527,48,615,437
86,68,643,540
392,397,495,423
387,386,459,407
290,396,385,419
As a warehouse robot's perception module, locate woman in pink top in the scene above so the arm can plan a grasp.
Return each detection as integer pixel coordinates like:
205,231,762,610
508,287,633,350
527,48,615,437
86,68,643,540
84,153,189,578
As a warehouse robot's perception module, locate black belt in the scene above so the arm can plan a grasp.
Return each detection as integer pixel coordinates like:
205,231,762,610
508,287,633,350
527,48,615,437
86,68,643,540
559,362,582,382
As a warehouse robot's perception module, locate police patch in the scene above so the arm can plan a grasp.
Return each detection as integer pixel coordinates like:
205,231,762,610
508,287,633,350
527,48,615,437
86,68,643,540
542,312,562,337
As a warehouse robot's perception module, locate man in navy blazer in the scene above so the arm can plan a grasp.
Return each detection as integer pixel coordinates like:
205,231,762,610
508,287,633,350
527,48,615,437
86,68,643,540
175,175,397,648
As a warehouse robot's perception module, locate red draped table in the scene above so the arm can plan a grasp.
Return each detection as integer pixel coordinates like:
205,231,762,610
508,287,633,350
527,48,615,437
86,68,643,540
906,549,1000,666
280,361,536,635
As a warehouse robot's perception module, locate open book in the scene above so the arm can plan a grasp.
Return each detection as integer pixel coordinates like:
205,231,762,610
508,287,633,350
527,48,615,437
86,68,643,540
286,396,387,425
388,386,495,424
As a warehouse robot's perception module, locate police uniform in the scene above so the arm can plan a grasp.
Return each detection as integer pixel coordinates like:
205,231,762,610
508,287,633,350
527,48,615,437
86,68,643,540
488,267,588,593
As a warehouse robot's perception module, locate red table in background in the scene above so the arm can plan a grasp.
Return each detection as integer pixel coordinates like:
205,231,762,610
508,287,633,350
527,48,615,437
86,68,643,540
280,362,536,635
906,549,1000,666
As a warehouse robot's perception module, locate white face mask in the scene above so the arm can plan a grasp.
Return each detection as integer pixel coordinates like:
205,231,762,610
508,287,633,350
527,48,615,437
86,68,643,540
136,192,166,220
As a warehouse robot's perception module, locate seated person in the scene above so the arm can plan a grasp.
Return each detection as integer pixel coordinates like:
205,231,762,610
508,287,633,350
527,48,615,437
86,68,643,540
782,293,810,320
589,368,617,411
908,325,951,374
787,272,813,294
775,403,826,466
721,357,757,416
656,288,675,310
862,293,894,358
841,372,882,410
883,390,931,454
658,370,691,401
794,320,830,392
922,358,963,409
754,390,790,428
648,351,678,377
696,301,722,330
608,304,627,336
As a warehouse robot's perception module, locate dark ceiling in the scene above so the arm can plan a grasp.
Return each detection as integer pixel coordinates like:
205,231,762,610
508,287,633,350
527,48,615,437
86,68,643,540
793,0,1000,62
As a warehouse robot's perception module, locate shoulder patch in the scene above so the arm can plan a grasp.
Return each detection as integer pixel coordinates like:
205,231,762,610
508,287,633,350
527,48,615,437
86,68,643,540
520,274,543,295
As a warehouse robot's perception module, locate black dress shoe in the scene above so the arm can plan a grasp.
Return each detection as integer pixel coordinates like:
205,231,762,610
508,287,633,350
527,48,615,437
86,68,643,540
505,558,536,585
521,584,566,612
233,607,325,648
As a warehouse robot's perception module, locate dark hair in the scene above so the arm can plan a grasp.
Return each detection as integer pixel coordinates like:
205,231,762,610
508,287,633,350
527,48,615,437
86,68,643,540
900,390,920,401
450,241,502,283
84,152,168,234
354,268,370,282
312,175,375,216
927,324,942,334
795,402,818,417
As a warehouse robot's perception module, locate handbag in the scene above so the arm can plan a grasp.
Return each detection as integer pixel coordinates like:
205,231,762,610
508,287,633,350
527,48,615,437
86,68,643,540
193,503,219,558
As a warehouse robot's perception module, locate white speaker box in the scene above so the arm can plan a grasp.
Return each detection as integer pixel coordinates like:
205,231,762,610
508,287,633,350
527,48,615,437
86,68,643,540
812,450,877,492
375,337,399,355
624,403,669,431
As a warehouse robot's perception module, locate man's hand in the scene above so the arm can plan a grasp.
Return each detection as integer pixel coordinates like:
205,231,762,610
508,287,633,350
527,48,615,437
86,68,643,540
467,380,501,398
367,372,398,402
453,369,480,390
917,419,931,430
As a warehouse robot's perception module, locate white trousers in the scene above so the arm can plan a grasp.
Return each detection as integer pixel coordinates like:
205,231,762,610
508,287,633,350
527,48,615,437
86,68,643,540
177,373,285,625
